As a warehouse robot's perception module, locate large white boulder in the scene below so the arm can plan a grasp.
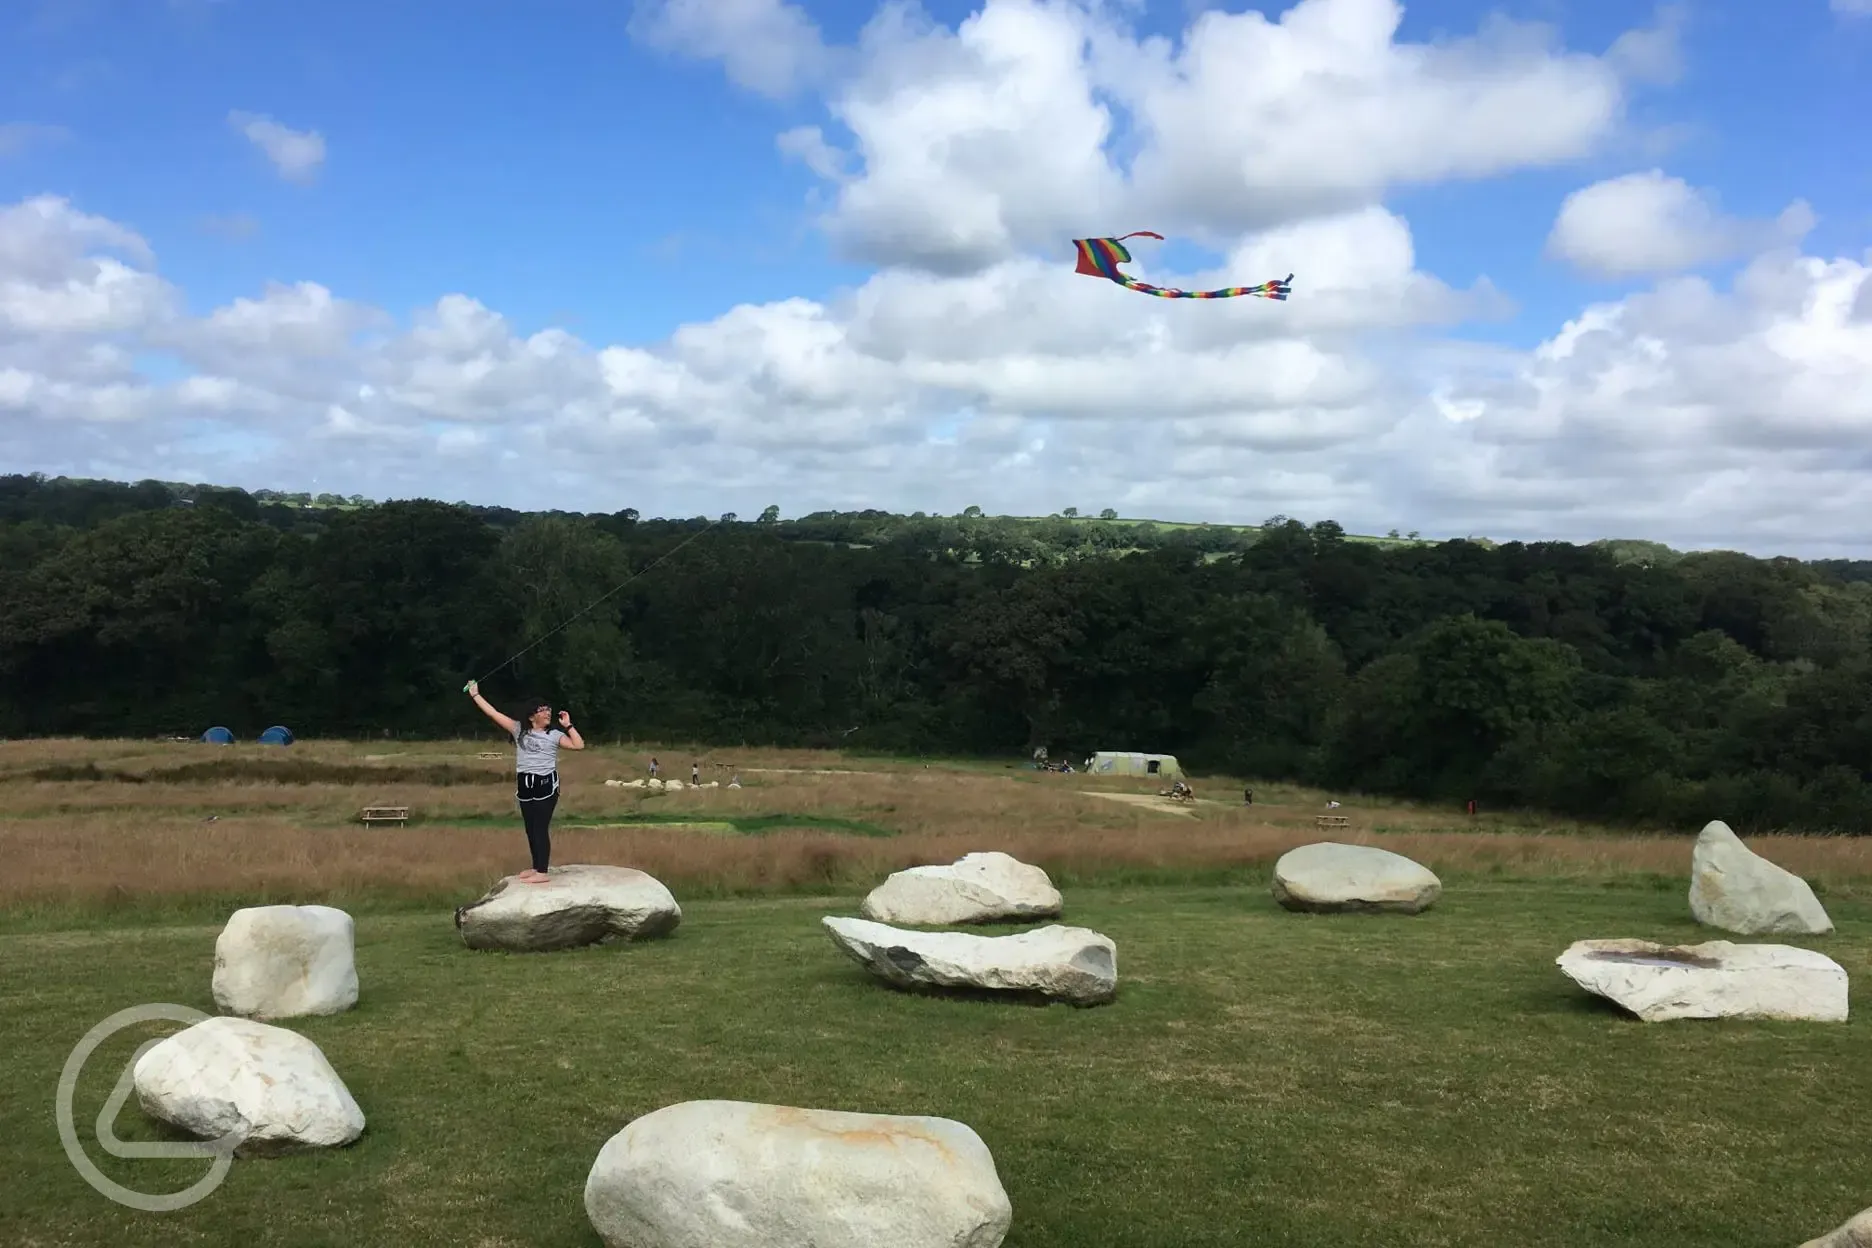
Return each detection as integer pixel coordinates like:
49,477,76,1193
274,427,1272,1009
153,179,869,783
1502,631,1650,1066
824,916,1116,1006
861,851,1063,925
1801,1206,1872,1248
1555,938,1848,1022
454,864,681,952
1690,820,1833,935
133,1016,365,1157
584,1100,1012,1248
1271,842,1441,914
212,904,358,1020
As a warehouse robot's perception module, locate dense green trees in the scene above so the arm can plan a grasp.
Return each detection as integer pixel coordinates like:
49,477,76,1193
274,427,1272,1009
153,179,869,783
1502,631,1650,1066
1,472,1868,833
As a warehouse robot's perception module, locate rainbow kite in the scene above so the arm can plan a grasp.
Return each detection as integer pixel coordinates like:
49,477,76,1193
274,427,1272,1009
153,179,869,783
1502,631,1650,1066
1072,231,1292,300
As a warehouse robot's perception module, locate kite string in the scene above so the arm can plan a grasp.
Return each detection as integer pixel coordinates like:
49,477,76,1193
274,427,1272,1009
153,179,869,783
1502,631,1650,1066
464,517,723,689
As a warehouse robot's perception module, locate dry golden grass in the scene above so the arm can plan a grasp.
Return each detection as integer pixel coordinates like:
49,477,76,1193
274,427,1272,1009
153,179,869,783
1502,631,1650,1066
5,736,1871,910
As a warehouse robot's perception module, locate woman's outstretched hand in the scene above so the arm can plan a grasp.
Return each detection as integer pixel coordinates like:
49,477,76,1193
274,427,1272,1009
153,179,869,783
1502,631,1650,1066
557,711,586,749
466,681,479,697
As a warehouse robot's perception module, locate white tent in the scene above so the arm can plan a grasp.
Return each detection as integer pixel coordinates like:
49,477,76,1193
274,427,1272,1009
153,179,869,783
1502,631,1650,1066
1084,751,1182,780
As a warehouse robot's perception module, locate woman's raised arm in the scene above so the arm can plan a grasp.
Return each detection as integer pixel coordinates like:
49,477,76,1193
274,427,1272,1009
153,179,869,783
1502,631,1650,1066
557,710,585,749
466,682,519,736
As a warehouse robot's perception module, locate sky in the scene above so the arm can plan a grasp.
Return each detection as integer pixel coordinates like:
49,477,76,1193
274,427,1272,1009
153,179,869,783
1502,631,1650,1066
1,0,1869,555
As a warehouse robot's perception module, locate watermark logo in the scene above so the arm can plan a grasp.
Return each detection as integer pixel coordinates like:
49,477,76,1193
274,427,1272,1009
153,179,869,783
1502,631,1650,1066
56,1004,240,1212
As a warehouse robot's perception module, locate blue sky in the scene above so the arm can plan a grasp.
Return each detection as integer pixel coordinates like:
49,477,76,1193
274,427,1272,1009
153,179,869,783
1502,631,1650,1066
1,0,1869,552
5,0,859,339
5,0,1862,346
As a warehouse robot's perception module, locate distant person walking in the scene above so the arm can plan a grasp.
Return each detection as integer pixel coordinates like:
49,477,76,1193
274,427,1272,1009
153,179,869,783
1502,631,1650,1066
691,760,700,786
465,682,585,883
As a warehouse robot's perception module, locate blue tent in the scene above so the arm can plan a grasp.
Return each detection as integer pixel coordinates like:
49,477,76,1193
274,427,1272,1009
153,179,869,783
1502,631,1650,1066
258,725,294,746
202,726,235,744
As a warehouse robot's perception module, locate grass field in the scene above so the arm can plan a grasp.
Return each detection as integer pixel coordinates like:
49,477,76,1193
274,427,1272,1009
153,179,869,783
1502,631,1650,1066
3,738,1869,1246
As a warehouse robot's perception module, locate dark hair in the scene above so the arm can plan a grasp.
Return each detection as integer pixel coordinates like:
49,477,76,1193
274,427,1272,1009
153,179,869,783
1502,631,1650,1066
515,696,549,740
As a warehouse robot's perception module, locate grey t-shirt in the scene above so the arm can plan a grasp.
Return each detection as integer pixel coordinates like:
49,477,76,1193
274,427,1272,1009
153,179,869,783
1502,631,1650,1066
514,727,565,776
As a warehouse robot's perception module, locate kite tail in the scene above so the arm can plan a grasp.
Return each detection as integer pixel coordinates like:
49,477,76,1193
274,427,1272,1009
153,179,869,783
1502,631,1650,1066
1117,273,1293,300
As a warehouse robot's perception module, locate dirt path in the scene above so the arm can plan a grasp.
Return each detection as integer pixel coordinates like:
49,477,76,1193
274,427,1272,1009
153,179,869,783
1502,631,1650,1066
1080,791,1200,818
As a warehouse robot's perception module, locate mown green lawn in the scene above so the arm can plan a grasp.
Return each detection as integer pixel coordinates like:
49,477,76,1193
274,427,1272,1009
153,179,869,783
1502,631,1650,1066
3,879,1868,1247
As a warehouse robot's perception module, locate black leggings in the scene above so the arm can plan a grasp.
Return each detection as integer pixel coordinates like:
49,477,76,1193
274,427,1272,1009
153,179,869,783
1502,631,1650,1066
517,771,559,873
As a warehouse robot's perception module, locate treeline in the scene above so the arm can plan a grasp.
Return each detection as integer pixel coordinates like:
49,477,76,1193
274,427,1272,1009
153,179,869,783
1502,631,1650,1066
1,474,1869,834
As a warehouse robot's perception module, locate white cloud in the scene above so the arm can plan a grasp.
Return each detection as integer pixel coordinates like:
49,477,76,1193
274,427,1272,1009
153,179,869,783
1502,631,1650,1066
776,125,850,181
368,295,609,425
147,281,390,407
647,0,1672,272
805,0,1129,273
1547,169,1815,280
1416,249,1872,547
1854,278,1872,324
8,182,1870,553
0,195,154,278
0,366,156,423
192,281,382,358
628,0,836,98
0,196,173,338
228,111,326,183
1833,0,1872,17
1111,0,1647,236
1606,2,1686,85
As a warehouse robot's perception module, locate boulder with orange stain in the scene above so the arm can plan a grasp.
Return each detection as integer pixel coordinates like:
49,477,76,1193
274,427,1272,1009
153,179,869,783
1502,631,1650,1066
584,1099,1012,1248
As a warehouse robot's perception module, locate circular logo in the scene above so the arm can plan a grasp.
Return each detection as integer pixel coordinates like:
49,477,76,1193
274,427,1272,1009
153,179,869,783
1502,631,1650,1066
56,1004,241,1211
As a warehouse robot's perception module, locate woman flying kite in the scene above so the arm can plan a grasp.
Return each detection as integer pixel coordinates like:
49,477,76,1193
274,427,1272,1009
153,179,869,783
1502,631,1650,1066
1072,231,1291,300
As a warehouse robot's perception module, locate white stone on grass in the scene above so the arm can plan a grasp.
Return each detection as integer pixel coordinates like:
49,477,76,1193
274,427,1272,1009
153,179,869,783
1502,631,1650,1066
133,1016,365,1157
584,1099,1012,1248
861,851,1063,925
824,916,1115,1005
1801,1205,1872,1248
1271,842,1441,914
212,904,358,1020
454,864,681,952
1689,819,1833,935
1556,938,1848,1022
